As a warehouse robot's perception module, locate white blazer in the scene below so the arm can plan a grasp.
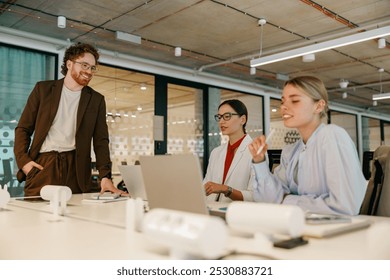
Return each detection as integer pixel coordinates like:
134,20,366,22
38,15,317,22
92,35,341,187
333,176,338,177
203,134,254,202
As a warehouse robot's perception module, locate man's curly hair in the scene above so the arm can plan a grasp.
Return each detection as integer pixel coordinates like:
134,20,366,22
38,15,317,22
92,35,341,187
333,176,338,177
61,43,99,76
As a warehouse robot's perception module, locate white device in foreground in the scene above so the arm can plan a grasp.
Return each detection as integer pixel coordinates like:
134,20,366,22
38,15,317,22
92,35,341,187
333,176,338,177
142,208,228,259
40,185,72,216
226,201,305,238
0,184,11,208
126,197,144,232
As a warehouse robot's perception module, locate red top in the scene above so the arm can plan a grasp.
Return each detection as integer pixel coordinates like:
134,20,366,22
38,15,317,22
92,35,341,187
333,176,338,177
222,134,246,184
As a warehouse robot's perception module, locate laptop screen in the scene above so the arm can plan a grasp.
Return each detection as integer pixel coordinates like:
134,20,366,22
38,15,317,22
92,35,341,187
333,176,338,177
118,165,147,200
139,154,209,215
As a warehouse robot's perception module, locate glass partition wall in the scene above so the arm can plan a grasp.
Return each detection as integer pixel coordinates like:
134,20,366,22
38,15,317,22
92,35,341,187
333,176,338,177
329,111,357,147
167,84,204,156
269,98,300,150
0,44,56,197
89,65,155,173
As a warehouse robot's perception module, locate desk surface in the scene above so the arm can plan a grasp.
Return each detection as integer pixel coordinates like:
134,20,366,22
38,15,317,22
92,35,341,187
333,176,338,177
3,195,390,260
1,203,170,260
9,193,128,227
8,194,228,228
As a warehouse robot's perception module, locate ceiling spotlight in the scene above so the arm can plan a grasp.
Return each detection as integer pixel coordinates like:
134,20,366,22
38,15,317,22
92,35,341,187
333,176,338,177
57,16,66,28
140,83,147,90
137,105,142,111
302,53,315,62
378,38,386,49
175,47,182,57
250,67,256,75
258,18,267,26
342,92,348,99
339,79,349,88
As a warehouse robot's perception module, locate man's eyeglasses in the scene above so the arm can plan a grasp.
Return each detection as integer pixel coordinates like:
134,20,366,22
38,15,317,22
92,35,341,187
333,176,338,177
73,61,98,73
214,112,240,122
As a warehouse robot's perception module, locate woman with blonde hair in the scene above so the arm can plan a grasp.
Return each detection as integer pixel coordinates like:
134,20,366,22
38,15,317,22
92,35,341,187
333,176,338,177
249,76,366,215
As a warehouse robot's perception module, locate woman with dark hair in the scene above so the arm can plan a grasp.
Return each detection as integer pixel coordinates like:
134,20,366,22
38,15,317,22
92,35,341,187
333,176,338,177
203,99,254,202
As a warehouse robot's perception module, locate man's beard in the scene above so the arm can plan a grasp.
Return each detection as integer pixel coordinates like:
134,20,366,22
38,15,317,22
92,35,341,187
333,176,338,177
71,69,91,87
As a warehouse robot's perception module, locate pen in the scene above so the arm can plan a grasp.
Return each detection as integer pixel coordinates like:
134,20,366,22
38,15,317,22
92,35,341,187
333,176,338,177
256,129,275,155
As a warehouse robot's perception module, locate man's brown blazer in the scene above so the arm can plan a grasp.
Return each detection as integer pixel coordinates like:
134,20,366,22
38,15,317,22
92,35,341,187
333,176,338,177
14,79,112,192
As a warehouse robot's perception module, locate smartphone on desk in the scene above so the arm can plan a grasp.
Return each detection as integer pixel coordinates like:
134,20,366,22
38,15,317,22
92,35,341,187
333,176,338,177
305,213,352,225
13,196,45,203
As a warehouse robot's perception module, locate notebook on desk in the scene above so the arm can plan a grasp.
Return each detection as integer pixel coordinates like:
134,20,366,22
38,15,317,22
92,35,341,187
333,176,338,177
118,165,147,200
139,154,226,218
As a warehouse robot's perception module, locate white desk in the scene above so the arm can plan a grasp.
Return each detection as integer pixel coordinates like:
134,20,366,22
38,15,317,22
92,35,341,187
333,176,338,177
0,203,169,260
9,193,129,227
3,195,390,260
226,218,390,260
8,194,228,228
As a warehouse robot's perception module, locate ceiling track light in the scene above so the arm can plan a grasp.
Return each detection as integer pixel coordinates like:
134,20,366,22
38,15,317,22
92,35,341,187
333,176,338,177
342,92,348,99
372,92,390,100
250,26,390,67
250,67,256,75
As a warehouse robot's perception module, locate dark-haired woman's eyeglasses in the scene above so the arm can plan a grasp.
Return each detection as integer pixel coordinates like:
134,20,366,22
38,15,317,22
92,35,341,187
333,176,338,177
214,112,240,122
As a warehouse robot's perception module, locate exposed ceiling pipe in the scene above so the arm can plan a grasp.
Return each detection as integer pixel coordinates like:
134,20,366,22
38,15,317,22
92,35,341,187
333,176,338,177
328,80,390,93
300,0,358,28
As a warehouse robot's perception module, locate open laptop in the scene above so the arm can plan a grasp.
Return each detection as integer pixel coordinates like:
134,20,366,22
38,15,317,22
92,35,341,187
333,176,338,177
139,154,225,218
118,165,147,200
